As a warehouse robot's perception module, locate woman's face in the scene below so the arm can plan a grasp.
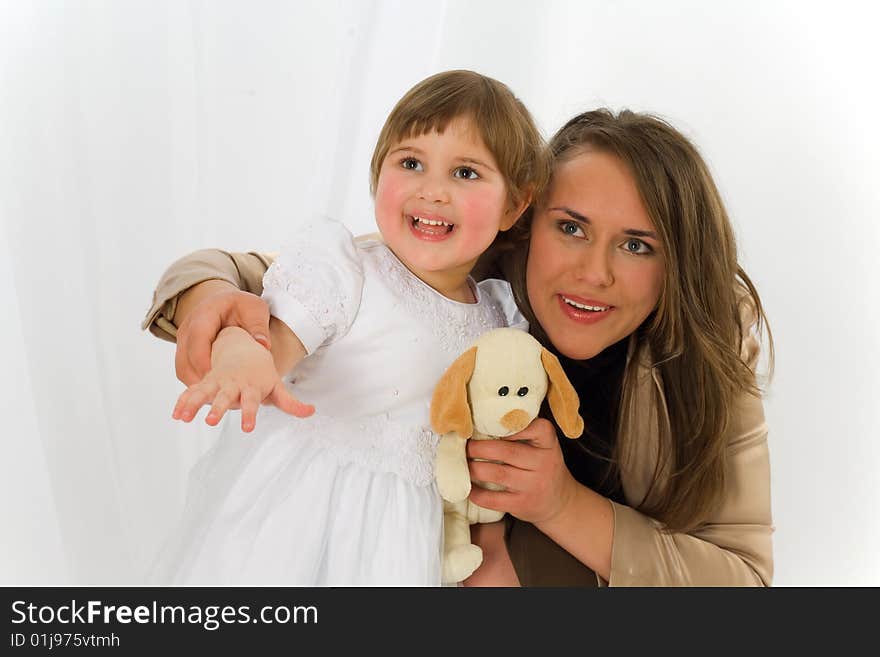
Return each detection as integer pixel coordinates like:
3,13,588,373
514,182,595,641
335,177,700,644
526,149,665,360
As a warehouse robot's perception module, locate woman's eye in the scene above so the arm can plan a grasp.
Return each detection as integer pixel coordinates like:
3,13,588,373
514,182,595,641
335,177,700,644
623,238,653,255
401,157,423,171
557,220,585,238
453,166,479,180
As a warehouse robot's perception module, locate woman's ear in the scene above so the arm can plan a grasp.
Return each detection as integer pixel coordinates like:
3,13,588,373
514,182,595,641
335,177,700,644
540,348,584,439
499,188,533,232
430,347,478,438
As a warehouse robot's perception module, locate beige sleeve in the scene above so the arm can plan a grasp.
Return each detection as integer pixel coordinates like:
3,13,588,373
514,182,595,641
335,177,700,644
606,308,773,587
141,249,276,343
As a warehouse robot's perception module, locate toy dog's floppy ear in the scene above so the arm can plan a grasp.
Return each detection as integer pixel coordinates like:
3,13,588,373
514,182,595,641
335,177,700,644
430,347,478,438
540,348,584,439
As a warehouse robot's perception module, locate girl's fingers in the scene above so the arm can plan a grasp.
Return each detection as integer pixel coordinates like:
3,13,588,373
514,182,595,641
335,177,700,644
172,391,189,421
205,385,240,426
269,383,315,418
239,386,261,433
173,381,219,422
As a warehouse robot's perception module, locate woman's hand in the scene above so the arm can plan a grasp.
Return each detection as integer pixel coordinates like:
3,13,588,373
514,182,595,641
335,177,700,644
467,418,615,580
175,283,273,385
172,326,314,432
466,418,579,524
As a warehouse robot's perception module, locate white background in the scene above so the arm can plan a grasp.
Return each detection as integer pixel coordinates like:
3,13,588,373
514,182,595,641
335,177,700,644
1,0,877,586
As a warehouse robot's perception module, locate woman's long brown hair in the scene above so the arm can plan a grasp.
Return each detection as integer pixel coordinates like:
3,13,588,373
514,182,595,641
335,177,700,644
485,109,773,532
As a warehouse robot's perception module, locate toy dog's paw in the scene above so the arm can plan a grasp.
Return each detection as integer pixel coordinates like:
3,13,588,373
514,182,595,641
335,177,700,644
442,544,483,584
436,467,472,503
467,504,505,524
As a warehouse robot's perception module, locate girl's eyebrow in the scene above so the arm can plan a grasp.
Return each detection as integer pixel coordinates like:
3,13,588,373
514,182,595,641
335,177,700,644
549,206,659,240
460,157,496,173
387,146,497,172
388,145,421,157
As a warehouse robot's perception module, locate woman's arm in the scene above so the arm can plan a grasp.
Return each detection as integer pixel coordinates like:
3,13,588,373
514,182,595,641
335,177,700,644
467,321,773,586
465,419,614,581
601,306,773,586
142,249,276,384
462,521,521,587
605,364,772,586
467,409,771,586
142,249,274,342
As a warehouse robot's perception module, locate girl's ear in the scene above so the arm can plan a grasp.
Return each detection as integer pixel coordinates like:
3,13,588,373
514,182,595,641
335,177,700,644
540,348,584,439
430,347,478,438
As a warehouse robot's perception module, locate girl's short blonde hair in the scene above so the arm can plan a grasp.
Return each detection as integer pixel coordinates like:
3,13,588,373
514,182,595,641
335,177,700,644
369,70,549,209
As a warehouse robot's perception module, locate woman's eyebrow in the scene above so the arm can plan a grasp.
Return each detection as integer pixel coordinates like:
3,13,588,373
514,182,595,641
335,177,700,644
550,206,590,223
549,206,659,240
624,228,659,240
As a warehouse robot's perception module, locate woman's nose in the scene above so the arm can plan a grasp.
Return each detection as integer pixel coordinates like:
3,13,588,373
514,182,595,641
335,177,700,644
575,246,614,287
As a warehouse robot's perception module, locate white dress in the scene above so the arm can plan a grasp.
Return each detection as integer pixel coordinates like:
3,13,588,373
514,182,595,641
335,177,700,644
151,219,525,586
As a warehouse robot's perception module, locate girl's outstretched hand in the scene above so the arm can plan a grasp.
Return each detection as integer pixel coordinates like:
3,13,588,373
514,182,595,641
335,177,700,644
465,418,579,524
171,326,314,433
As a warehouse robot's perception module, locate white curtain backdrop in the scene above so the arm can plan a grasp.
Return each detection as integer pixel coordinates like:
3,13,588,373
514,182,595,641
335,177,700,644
1,0,878,585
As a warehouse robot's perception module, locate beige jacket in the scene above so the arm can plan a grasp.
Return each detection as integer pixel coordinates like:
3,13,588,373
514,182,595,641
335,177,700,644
143,250,773,586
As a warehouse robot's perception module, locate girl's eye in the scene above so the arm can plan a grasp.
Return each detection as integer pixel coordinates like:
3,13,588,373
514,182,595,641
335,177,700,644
401,157,423,171
453,166,479,180
557,220,585,238
623,238,653,255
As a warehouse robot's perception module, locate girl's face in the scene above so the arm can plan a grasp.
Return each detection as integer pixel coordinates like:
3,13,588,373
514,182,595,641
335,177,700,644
526,149,665,360
374,116,523,292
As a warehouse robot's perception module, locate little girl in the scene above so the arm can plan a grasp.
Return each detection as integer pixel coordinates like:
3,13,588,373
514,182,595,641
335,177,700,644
152,70,549,586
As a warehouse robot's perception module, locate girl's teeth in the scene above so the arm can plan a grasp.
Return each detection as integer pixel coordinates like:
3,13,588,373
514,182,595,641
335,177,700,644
413,216,452,227
562,297,609,312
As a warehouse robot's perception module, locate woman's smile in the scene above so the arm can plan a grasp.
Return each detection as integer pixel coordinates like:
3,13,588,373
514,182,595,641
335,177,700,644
557,293,615,324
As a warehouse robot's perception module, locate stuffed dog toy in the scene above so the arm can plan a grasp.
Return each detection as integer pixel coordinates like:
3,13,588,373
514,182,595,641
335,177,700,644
430,327,584,584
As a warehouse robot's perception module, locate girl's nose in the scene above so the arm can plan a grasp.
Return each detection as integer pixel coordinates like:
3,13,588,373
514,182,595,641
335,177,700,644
417,175,450,204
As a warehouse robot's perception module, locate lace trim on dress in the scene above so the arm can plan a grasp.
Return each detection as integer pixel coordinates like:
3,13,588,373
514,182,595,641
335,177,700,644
365,244,509,357
263,257,354,347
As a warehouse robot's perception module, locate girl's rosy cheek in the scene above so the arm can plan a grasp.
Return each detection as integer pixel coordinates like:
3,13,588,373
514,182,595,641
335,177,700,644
460,189,507,226
374,176,406,213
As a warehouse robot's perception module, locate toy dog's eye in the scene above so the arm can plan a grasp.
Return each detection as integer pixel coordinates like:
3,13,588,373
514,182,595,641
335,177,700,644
498,386,509,396
517,387,529,397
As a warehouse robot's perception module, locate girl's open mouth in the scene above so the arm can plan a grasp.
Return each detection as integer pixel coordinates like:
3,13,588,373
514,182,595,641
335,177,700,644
409,215,455,237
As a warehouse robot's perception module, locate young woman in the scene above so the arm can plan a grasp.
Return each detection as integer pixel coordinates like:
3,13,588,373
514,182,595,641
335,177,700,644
145,108,773,586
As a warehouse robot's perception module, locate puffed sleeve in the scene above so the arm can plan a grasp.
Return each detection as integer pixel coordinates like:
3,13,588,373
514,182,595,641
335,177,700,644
261,218,364,356
606,300,773,586
141,250,275,342
476,278,529,331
